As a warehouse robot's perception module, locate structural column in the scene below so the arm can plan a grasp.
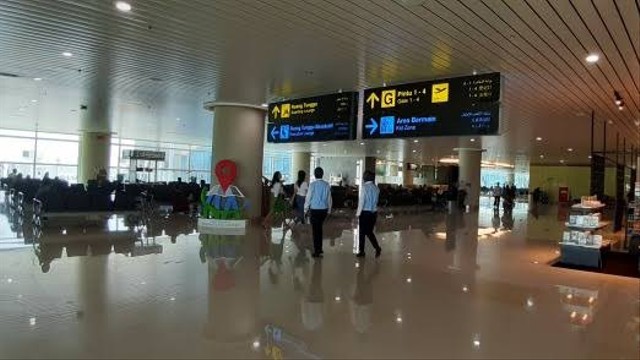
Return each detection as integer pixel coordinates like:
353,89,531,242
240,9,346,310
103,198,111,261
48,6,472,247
78,132,111,183
205,102,266,219
403,163,414,187
456,148,484,210
292,152,311,180
77,91,112,184
364,156,377,174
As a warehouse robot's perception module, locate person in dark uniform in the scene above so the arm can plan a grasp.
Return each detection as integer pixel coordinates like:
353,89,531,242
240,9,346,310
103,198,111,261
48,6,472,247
356,171,381,258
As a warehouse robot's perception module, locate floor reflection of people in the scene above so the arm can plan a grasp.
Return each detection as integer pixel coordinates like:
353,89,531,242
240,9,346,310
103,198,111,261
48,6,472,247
492,208,501,232
445,211,464,251
265,227,286,285
302,259,324,331
34,242,63,273
290,226,311,293
501,207,514,230
350,259,380,333
201,231,258,342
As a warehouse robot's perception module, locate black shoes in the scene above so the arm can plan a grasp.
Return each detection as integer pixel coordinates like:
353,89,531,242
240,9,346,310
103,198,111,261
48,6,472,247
356,249,382,258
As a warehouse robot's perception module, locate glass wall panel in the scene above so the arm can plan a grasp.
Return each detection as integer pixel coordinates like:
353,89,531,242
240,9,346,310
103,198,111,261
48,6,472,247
34,165,77,183
0,136,35,162
35,139,78,165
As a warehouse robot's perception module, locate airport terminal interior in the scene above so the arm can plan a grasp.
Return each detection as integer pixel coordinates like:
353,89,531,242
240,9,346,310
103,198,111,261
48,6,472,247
0,0,639,359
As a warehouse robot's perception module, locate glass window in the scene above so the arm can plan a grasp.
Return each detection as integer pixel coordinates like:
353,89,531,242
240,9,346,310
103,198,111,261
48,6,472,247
160,148,189,170
0,162,34,178
38,132,79,141
35,139,79,165
0,129,36,138
0,136,35,162
110,144,120,167
190,150,211,171
191,171,210,184
34,165,78,183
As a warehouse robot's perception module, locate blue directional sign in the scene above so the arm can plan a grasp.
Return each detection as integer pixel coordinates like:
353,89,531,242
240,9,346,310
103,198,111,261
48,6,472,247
362,73,501,138
267,92,358,143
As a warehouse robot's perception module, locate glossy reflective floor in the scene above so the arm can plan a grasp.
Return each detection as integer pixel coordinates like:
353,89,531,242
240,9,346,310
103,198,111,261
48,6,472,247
0,197,639,359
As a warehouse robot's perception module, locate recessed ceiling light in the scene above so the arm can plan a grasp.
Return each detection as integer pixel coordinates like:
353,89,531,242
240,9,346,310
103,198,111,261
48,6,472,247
470,138,476,142
472,70,478,75
588,155,592,159
359,142,365,145
560,159,565,164
608,120,613,124
33,77,42,81
62,51,73,57
261,103,268,107
567,148,573,152
115,1,132,12
412,149,417,153
539,155,544,159
413,139,419,143
585,53,599,63
618,105,624,111
176,117,181,121
535,137,542,141
30,99,37,103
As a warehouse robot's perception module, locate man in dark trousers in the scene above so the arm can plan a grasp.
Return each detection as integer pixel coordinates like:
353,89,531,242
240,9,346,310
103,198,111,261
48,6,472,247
304,167,333,258
356,171,381,258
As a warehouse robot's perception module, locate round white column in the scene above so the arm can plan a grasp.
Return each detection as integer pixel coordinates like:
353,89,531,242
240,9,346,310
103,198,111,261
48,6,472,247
205,102,266,219
456,148,484,211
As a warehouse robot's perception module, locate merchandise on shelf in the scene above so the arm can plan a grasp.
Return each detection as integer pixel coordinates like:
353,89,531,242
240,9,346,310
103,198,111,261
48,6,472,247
579,195,603,208
568,213,601,228
562,231,603,246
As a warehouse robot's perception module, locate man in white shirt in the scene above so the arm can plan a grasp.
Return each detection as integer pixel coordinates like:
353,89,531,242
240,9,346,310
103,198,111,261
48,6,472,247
304,167,332,258
356,171,381,258
492,182,502,208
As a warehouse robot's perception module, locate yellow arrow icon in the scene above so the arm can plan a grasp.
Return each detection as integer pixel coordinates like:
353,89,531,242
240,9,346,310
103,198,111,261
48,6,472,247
366,92,380,109
271,105,280,119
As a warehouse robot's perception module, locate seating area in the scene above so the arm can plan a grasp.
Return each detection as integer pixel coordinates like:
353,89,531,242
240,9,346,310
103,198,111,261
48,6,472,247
1,175,209,227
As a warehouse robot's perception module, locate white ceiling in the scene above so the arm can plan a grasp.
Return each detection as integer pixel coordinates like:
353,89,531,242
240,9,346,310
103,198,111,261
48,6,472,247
0,0,638,165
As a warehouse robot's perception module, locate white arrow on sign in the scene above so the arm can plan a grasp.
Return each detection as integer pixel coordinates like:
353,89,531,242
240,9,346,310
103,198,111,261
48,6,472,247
365,118,378,135
270,126,279,140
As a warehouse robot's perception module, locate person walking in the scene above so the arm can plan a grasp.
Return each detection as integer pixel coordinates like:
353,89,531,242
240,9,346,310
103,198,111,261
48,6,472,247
356,171,381,258
263,171,285,228
304,167,332,258
292,170,309,224
492,182,502,208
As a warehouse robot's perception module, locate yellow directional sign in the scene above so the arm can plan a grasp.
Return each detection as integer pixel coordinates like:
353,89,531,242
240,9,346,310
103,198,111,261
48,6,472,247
271,105,280,119
431,83,449,103
366,92,379,109
281,103,291,118
381,89,396,108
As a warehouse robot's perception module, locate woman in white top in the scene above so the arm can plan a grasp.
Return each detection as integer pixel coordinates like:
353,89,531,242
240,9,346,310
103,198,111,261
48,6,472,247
292,170,308,224
263,171,285,228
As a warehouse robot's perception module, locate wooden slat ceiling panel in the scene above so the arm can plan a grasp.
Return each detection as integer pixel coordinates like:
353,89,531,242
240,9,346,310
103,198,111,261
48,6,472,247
0,0,637,163
548,1,637,116
493,0,637,137
593,1,640,93
593,0,640,91
571,0,640,110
